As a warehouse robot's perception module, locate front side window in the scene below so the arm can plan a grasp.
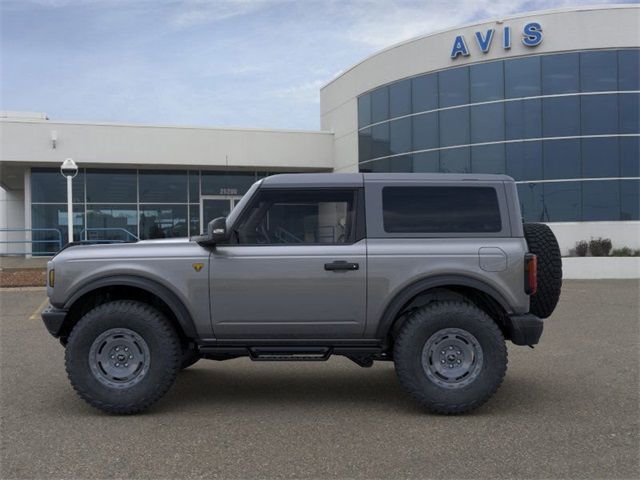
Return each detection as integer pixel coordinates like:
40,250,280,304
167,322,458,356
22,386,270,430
233,190,357,245
382,186,502,233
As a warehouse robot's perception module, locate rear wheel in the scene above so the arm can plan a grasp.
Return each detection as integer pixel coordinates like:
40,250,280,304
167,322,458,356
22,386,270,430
394,301,507,414
524,222,562,319
65,300,181,414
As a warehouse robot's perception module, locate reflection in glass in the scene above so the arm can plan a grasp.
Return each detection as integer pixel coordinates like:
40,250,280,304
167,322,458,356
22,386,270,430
580,50,617,92
139,205,188,239
620,137,640,177
87,205,138,241
517,183,543,222
543,96,580,137
139,170,187,203
371,123,390,159
619,93,640,134
358,128,373,162
505,56,540,98
439,107,469,147
543,182,581,222
506,142,543,181
544,139,581,180
31,169,85,203
412,151,439,172
582,138,619,178
582,181,619,221
542,53,579,95
31,204,85,252
471,103,504,143
470,61,504,102
505,99,542,140
371,87,389,123
581,94,618,135
189,204,200,236
412,74,438,113
440,147,470,173
86,169,137,203
620,180,640,220
618,49,640,90
189,171,200,203
358,94,371,128
471,144,505,174
389,118,411,155
412,112,438,151
439,67,469,108
389,79,411,118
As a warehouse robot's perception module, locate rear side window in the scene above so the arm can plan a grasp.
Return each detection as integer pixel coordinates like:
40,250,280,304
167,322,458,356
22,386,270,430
382,186,502,233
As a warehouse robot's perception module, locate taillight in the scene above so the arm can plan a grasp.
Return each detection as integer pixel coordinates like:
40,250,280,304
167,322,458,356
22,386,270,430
525,253,537,295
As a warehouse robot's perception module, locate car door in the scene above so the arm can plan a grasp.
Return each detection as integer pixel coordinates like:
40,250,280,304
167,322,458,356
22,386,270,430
209,187,367,339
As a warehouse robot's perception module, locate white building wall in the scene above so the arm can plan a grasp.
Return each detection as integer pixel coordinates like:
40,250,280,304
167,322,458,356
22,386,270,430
0,187,25,255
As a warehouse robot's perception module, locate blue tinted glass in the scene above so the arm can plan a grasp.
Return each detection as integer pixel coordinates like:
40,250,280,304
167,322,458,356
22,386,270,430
358,95,371,128
366,158,391,173
389,117,412,155
543,96,580,137
412,151,439,172
541,53,579,94
439,107,470,147
517,183,543,222
619,93,639,134
581,94,618,135
439,67,469,107
544,182,581,221
371,123,390,158
621,180,640,220
505,99,542,140
581,51,617,92
440,147,470,173
358,128,373,162
371,87,389,123
470,61,504,102
412,112,439,151
139,170,187,203
544,139,581,179
86,169,136,203
471,103,504,143
412,74,438,113
506,141,543,181
582,138,619,178
32,204,85,251
86,205,137,241
619,49,640,90
583,181,620,221
388,155,413,172
188,171,200,203
139,205,188,239
31,168,85,203
471,144,505,174
620,137,640,177
389,79,411,118
505,56,541,98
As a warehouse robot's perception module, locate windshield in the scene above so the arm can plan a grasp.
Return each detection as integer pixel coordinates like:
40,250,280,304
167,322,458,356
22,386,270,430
226,179,262,229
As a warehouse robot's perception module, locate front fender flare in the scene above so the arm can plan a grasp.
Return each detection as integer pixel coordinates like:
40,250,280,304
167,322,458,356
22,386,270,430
63,274,198,338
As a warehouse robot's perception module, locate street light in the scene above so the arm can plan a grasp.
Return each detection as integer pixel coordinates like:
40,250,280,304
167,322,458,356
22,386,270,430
60,158,78,244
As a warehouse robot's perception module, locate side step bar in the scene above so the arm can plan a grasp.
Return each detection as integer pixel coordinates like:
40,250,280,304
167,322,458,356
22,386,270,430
249,347,332,362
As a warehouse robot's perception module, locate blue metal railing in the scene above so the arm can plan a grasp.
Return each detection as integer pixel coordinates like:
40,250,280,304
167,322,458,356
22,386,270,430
0,228,63,256
80,228,139,243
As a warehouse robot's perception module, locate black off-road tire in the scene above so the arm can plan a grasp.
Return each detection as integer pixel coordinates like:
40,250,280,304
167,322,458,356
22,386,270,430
394,301,507,415
524,222,562,319
65,300,182,415
180,346,201,370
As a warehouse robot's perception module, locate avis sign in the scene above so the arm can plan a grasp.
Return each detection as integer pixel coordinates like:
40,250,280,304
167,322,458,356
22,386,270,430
450,22,543,59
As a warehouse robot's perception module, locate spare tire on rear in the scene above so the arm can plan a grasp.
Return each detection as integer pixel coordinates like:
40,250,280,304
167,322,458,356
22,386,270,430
523,223,562,319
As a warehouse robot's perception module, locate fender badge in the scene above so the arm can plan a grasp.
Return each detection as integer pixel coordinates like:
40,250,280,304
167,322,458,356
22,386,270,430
192,263,204,272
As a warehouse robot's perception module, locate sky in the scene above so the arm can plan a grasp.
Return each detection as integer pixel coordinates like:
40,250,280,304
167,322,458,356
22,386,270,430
0,0,634,130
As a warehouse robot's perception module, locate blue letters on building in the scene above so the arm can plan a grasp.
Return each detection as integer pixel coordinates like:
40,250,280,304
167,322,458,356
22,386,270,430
451,22,542,59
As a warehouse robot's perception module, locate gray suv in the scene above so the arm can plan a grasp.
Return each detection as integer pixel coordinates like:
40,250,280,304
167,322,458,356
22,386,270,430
42,173,562,415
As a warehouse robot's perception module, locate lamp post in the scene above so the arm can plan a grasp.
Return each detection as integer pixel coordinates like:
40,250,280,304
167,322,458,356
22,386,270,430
60,158,78,244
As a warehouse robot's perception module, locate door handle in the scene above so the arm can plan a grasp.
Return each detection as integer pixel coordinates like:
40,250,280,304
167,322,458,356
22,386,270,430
324,260,359,271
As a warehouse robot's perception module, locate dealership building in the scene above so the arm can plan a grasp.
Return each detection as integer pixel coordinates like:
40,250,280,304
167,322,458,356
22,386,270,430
1,5,638,256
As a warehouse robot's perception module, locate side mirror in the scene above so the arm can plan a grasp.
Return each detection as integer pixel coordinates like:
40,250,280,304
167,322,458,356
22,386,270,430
208,217,228,240
194,217,228,246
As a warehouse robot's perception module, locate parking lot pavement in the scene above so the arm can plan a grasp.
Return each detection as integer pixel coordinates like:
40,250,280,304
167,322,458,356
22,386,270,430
1,281,638,480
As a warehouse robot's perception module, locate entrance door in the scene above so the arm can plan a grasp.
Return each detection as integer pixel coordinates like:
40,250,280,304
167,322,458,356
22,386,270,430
200,196,242,234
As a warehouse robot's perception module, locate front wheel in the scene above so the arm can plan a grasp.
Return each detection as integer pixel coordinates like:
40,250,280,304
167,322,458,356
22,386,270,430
393,301,507,414
65,300,182,414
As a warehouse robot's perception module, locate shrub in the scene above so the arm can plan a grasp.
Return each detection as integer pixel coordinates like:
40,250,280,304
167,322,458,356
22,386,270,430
574,240,589,257
589,237,612,257
610,247,632,256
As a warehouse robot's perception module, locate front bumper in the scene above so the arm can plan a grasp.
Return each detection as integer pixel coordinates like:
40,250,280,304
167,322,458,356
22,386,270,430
507,313,543,346
41,305,68,338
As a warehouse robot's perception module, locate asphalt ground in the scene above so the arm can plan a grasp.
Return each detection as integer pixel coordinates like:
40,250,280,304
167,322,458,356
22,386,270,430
1,280,638,480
